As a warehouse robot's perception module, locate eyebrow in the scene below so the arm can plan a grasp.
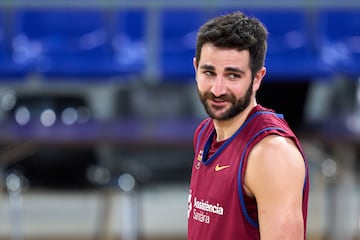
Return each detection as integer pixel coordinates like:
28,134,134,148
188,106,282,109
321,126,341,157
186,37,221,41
224,66,246,75
199,64,215,71
199,64,245,75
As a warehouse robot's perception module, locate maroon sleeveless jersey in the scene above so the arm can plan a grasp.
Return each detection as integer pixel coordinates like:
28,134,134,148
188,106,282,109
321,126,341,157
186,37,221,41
188,105,309,240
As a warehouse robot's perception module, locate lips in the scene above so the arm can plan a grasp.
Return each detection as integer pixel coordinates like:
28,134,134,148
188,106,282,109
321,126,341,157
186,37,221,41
208,98,229,108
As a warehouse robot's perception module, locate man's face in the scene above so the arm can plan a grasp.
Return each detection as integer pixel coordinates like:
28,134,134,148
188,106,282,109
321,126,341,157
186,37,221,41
194,43,257,120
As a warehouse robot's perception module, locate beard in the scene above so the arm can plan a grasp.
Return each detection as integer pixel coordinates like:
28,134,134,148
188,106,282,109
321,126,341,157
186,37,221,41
198,81,253,121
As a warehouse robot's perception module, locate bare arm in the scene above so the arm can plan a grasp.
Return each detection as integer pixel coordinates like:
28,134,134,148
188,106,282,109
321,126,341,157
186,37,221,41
244,135,306,240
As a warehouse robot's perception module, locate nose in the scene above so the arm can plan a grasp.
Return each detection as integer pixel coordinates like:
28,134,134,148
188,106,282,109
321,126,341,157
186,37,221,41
211,77,227,97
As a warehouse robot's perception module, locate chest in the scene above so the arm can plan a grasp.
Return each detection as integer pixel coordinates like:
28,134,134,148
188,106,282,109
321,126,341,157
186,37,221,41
190,143,244,201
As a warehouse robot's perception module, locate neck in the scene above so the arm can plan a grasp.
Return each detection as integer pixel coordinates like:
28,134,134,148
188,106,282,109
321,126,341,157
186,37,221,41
213,100,257,141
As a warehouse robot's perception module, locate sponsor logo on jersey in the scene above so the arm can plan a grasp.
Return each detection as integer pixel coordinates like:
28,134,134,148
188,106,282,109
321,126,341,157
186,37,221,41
188,190,192,218
188,189,224,224
215,163,231,172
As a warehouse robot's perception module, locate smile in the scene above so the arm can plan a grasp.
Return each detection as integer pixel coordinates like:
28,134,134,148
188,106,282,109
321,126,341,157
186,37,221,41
209,99,229,107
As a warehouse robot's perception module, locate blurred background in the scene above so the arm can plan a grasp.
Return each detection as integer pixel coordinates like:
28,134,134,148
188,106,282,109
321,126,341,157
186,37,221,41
0,0,359,239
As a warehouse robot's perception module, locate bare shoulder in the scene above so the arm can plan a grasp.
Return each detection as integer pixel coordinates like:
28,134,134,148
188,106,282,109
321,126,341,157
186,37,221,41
250,134,304,166
244,134,305,197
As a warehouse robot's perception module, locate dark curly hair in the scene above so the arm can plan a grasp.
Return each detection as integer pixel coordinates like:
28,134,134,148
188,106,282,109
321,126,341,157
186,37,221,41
195,11,268,78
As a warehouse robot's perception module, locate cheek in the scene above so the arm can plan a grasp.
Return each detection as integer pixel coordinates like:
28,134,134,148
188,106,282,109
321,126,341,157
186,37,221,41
231,83,251,97
196,78,210,91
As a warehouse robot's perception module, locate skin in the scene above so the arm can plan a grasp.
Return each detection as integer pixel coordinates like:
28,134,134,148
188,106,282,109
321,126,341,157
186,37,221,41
194,43,306,240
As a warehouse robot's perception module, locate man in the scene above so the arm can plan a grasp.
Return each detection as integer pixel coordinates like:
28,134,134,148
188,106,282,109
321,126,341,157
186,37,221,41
188,11,309,240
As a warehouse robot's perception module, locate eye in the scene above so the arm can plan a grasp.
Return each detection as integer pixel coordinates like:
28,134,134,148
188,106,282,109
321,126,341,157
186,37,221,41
203,71,215,77
228,73,241,80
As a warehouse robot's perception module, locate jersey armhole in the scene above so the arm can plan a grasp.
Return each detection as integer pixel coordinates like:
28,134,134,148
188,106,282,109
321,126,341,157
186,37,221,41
237,126,286,228
194,119,211,154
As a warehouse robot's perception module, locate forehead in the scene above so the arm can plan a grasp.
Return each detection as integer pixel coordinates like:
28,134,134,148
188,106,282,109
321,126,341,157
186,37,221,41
198,43,251,71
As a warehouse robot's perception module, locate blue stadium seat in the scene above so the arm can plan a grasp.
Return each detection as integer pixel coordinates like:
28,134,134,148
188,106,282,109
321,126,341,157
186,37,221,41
112,9,147,77
160,8,331,82
241,8,332,80
13,8,143,79
159,9,214,82
0,10,28,79
318,8,360,76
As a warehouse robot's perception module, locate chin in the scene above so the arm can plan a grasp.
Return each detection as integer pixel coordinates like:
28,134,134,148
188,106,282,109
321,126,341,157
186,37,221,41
209,112,231,121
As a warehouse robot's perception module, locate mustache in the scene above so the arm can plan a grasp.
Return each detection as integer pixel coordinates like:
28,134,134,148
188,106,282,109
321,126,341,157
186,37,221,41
202,92,234,102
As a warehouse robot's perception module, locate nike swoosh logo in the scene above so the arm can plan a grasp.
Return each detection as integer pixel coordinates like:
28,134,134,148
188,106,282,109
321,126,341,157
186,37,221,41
215,163,231,172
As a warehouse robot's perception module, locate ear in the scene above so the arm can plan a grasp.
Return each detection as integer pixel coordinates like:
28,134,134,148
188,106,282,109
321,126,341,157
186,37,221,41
193,57,198,72
253,67,266,91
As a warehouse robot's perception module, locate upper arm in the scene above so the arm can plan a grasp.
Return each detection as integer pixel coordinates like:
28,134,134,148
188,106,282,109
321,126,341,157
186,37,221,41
244,135,306,240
